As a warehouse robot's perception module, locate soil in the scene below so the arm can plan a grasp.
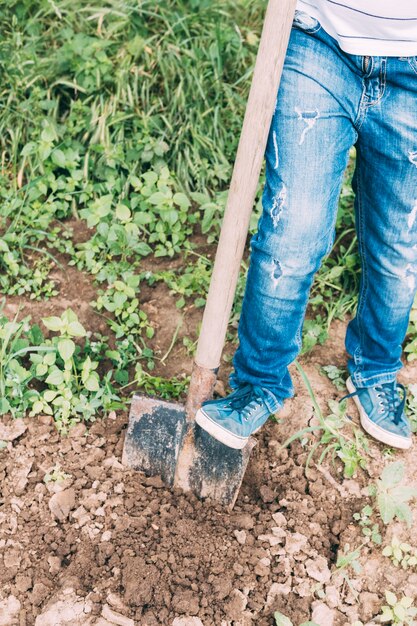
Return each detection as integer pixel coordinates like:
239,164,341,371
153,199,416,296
1,259,417,626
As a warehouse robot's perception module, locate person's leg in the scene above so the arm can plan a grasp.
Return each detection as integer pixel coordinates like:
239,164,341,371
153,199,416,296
344,56,417,448
229,16,358,402
196,13,362,448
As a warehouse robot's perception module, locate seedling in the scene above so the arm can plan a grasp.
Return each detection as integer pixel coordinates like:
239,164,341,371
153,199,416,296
44,464,72,483
282,361,369,478
320,364,348,391
382,537,417,570
379,591,416,625
368,461,417,528
353,505,382,545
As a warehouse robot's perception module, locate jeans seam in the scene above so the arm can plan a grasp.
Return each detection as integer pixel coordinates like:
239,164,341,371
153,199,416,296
352,167,369,378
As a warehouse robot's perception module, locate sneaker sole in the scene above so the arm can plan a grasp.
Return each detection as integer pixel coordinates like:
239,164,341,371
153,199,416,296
346,377,412,450
195,408,262,450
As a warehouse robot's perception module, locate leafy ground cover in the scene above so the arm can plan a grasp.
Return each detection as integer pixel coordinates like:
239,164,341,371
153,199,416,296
1,1,417,625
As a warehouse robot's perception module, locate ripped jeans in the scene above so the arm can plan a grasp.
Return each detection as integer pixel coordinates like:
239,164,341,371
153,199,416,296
229,11,417,401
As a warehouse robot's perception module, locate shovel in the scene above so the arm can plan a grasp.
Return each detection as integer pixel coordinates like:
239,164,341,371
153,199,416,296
122,0,297,508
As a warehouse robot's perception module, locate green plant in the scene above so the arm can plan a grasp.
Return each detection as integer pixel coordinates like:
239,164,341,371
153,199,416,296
321,364,348,391
405,383,417,433
29,309,123,432
129,364,190,400
382,537,417,570
44,464,72,483
282,361,369,478
353,505,382,545
0,307,53,418
379,591,416,625
368,461,417,528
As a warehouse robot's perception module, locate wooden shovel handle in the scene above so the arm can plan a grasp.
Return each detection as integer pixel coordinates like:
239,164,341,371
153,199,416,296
195,0,297,371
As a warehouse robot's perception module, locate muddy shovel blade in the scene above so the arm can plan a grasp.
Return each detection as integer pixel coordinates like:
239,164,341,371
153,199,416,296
174,423,256,509
122,395,186,486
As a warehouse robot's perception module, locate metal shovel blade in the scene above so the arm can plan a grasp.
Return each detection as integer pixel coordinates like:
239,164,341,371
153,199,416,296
122,395,186,486
174,422,256,509
122,394,256,508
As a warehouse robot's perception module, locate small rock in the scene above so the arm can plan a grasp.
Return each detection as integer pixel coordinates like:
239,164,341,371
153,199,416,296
34,591,92,626
257,534,283,547
266,582,291,607
48,556,62,575
101,531,112,542
305,556,331,583
254,558,270,577
233,513,254,530
15,574,32,593
311,602,335,626
4,548,21,569
69,423,87,438
272,512,287,526
101,604,134,626
271,527,286,539
0,595,21,626
285,532,308,555
324,585,340,609
49,488,76,521
14,460,33,495
233,530,247,545
259,485,275,503
171,590,199,615
224,589,247,620
359,592,381,622
106,593,127,613
172,617,204,626
0,419,27,441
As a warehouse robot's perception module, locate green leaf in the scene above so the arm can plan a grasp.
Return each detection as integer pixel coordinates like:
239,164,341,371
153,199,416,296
273,613,293,626
85,373,100,392
393,604,406,621
173,192,191,209
136,242,152,256
116,204,131,222
44,390,58,403
45,369,64,386
42,316,64,332
380,461,404,488
0,397,11,415
67,321,86,337
385,591,397,607
378,493,396,524
58,339,75,362
51,149,66,167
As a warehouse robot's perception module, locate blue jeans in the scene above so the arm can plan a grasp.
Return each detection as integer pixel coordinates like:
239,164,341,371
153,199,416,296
229,11,417,402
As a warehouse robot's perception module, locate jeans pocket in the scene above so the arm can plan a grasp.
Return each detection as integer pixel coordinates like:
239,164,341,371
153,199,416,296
292,9,321,34
408,56,417,75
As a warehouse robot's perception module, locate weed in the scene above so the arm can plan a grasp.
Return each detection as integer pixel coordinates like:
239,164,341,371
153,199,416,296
382,537,417,570
43,464,72,483
282,361,369,478
130,364,190,400
320,364,348,391
379,591,416,625
352,505,382,545
368,461,417,528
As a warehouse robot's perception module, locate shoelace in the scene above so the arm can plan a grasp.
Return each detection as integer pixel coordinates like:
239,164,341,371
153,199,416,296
228,385,271,421
341,382,406,425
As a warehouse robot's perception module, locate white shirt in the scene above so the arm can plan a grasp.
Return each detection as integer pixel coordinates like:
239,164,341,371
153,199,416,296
296,0,417,56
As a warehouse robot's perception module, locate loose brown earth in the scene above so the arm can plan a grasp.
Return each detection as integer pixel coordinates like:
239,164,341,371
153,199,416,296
1,261,417,626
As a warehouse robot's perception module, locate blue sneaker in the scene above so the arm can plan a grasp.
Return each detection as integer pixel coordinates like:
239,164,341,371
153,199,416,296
195,383,282,449
343,377,412,450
